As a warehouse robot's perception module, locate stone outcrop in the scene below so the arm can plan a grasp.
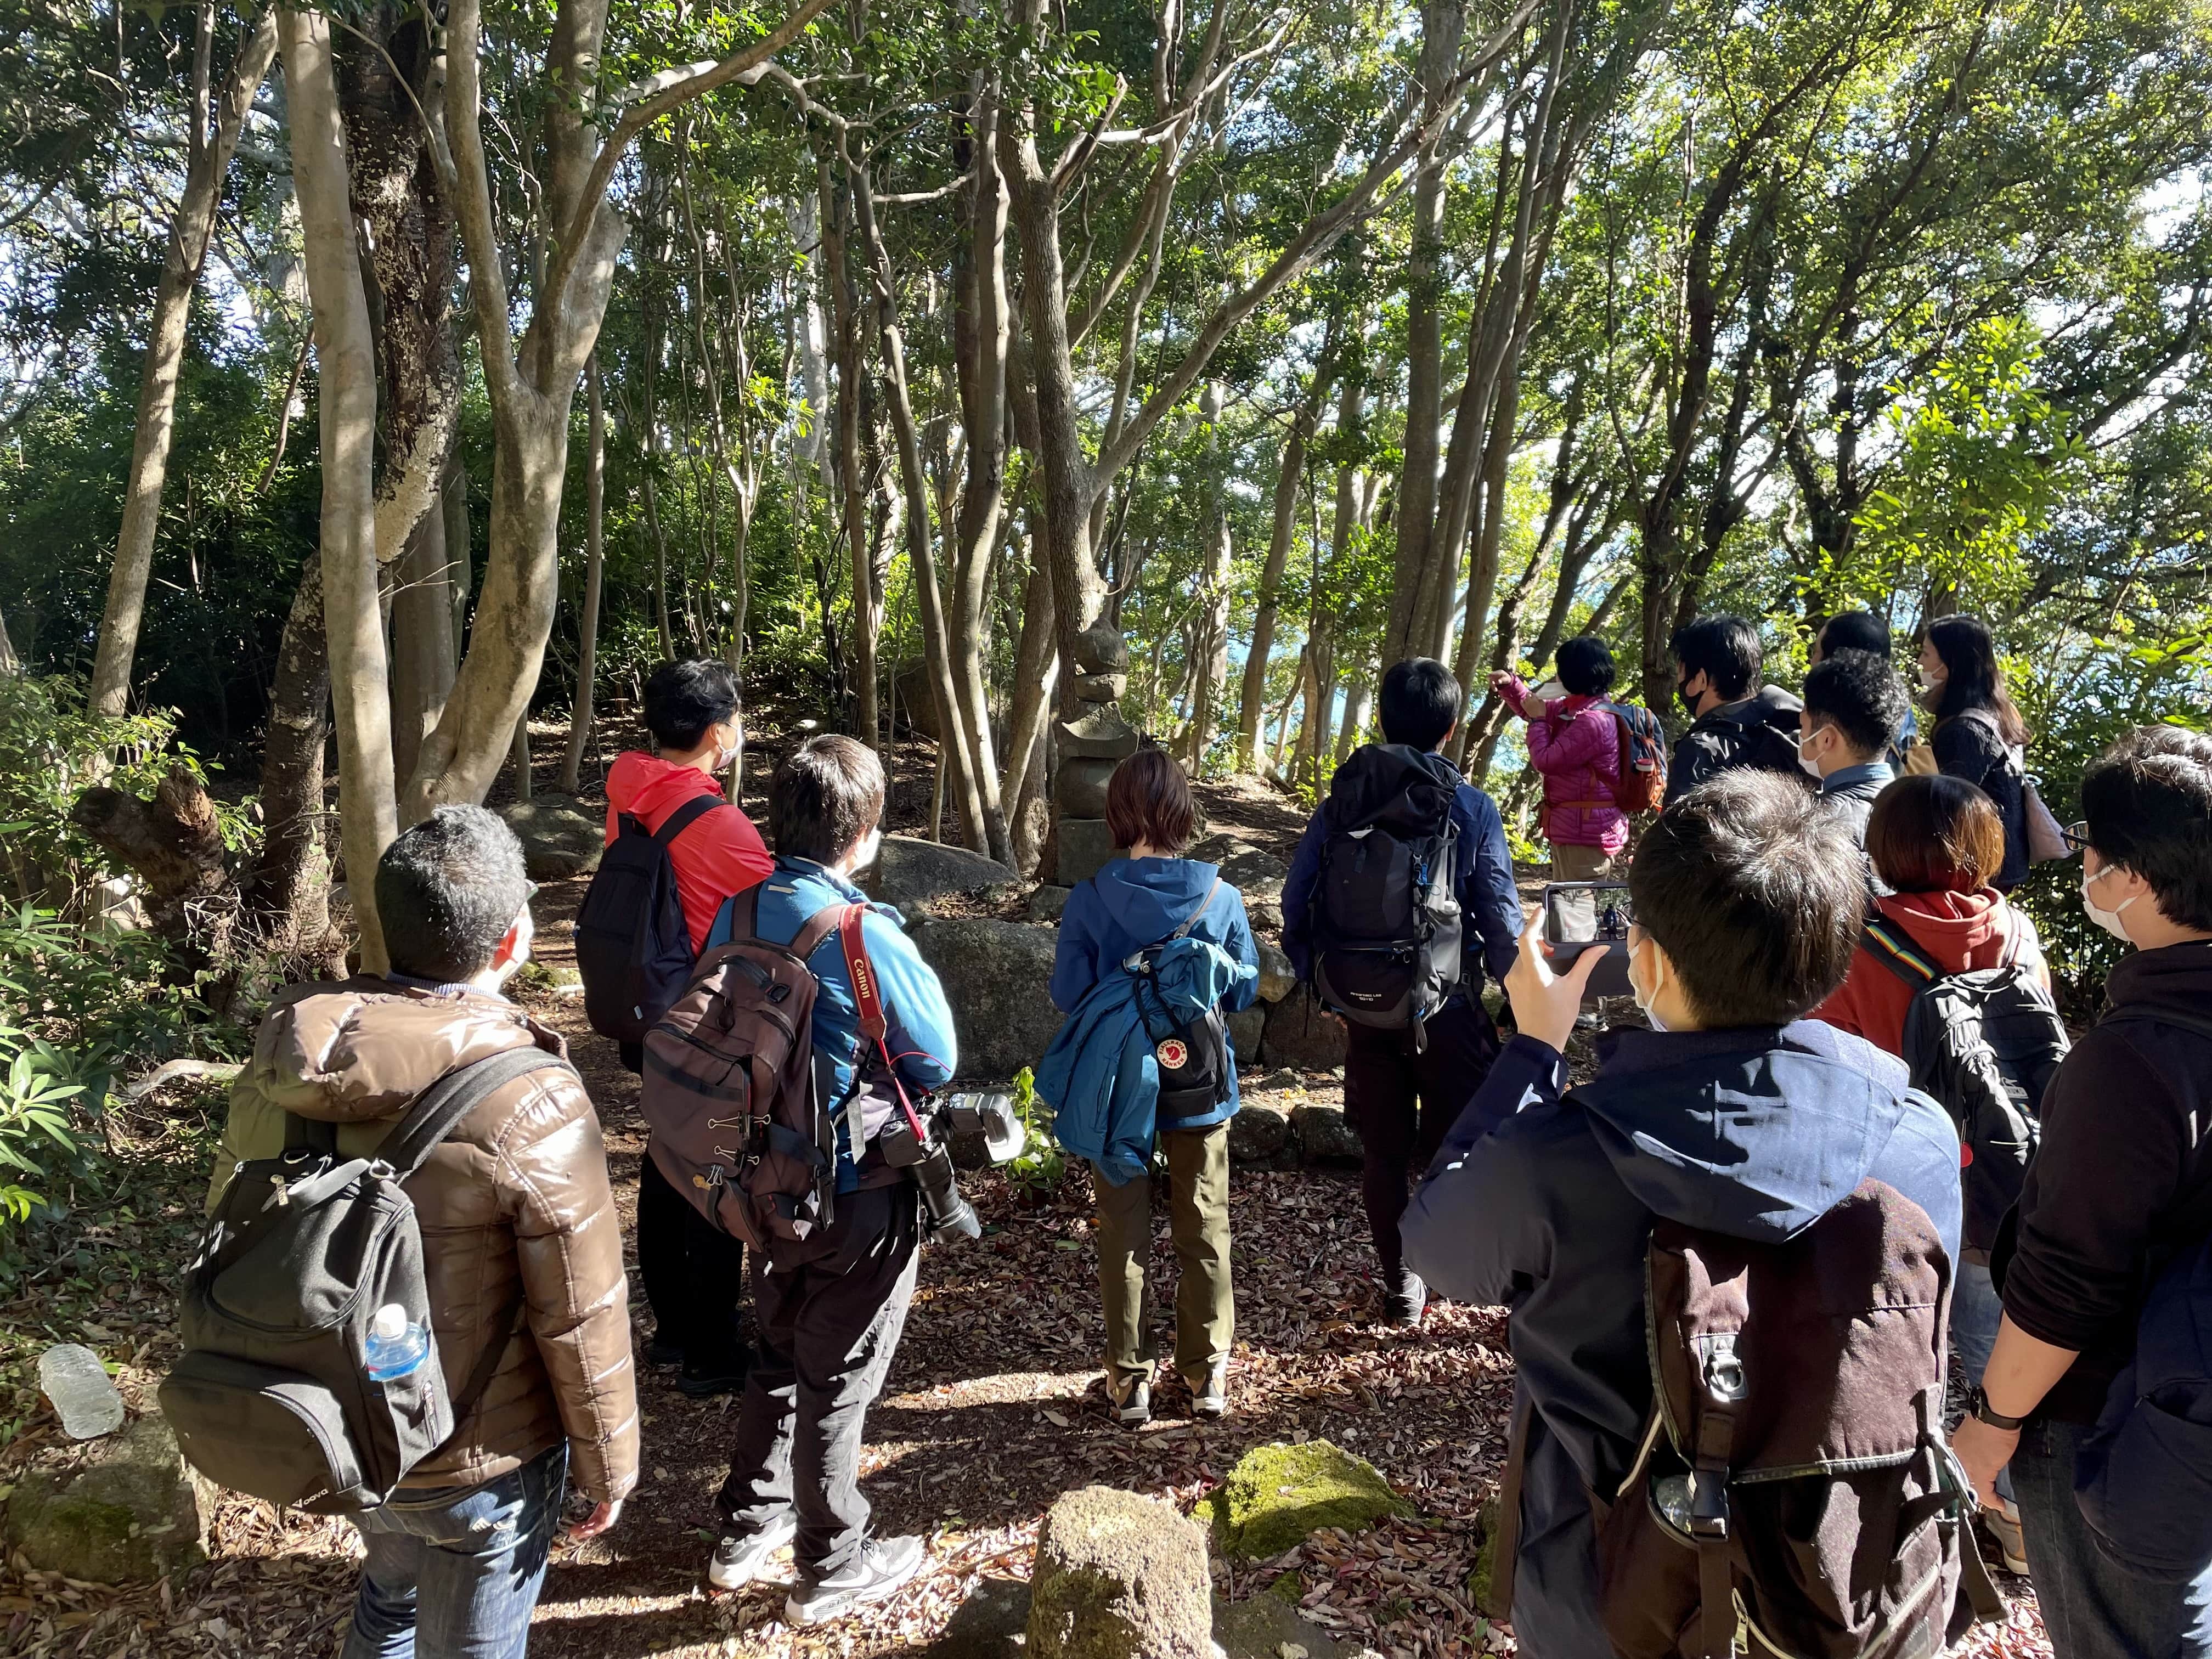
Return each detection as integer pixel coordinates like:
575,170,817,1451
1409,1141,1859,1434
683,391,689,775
496,794,605,879
862,836,1017,909
1028,1486,1217,1659
4,1413,216,1582
1254,939,1296,1003
1203,1440,1408,1561
1290,1104,1364,1167
911,919,1065,1080
1260,986,1350,1072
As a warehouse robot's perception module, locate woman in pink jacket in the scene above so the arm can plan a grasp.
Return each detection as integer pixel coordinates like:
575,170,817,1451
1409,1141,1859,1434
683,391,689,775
1492,636,1630,881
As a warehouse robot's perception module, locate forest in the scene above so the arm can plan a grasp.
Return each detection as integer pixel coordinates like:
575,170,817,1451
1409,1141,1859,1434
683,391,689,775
2,0,2210,1652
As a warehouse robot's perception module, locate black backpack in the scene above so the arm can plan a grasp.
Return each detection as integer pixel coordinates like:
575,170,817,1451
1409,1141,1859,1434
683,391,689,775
1125,880,1233,1127
575,792,719,1048
1861,913,2067,1255
1307,744,1463,1031
160,1047,569,1513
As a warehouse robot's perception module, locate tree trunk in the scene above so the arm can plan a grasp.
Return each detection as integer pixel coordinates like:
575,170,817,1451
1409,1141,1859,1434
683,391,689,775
1000,528,1059,856
0,595,19,675
283,5,397,971
1184,382,1234,769
388,500,455,787
560,356,606,794
1336,676,1373,760
88,5,280,716
822,159,881,750
248,551,338,968
1238,351,1332,769
1381,0,1465,668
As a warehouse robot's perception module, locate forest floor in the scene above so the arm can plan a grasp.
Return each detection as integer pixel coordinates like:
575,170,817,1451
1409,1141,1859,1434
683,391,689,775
0,713,2055,1658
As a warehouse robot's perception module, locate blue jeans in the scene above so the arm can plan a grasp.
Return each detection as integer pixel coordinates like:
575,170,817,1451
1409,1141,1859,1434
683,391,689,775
1953,1260,2015,1506
343,1444,567,1659
2012,1417,2212,1659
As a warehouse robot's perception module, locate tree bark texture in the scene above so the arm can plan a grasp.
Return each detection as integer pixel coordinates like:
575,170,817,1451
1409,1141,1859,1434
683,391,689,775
283,5,397,972
388,501,456,788
88,5,280,717
248,550,341,970
560,356,607,794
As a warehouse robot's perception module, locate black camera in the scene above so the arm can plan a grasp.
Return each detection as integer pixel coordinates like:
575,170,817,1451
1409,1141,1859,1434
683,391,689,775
876,1091,1023,1245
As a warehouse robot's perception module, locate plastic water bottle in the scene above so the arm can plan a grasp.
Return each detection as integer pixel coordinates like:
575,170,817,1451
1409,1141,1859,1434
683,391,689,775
363,1304,430,1381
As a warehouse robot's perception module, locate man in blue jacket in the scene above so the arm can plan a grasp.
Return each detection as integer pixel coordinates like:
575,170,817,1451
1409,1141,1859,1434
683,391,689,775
1283,658,1522,1324
1403,772,1961,1658
704,736,957,1627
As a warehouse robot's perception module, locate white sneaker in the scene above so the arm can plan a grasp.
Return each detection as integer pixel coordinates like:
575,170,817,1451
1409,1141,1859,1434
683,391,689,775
1192,1361,1229,1420
785,1534,925,1626
706,1511,797,1589
1108,1372,1152,1427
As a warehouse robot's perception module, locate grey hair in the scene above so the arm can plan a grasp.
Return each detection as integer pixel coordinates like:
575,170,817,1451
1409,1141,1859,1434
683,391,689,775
373,805,531,981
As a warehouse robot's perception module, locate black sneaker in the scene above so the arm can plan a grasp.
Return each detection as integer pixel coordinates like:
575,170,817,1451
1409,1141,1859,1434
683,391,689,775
706,1512,798,1590
785,1535,926,1626
678,1347,752,1399
1387,1267,1429,1327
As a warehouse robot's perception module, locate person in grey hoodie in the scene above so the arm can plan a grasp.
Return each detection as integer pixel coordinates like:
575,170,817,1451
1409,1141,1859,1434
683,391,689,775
1049,749,1258,1427
1402,772,1961,1658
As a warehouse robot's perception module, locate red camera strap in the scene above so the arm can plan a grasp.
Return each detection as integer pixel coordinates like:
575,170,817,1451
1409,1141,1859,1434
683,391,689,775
837,903,928,1142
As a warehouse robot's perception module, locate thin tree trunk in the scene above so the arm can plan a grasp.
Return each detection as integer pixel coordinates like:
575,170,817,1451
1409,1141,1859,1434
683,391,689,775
1184,382,1234,769
282,6,396,970
1000,528,1059,848
0,596,19,675
1337,675,1373,760
388,499,455,787
510,714,533,799
445,459,472,644
1238,348,1333,769
247,551,335,963
560,356,606,794
823,158,881,750
89,4,280,716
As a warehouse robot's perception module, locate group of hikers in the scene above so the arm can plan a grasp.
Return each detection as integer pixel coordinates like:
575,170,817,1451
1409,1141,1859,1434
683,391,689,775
160,617,2212,1659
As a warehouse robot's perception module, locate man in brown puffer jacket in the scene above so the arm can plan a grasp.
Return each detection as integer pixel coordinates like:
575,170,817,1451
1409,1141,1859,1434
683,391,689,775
213,806,637,1659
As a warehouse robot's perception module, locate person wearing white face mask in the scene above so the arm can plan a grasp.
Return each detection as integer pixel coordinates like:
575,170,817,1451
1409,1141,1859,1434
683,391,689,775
1399,772,1962,1657
602,658,776,1397
1951,725,2212,1659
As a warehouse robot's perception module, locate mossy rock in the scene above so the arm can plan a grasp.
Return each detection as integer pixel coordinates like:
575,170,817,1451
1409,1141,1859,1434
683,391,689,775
1466,1489,1504,1618
1202,1440,1408,1561
3,1414,215,1583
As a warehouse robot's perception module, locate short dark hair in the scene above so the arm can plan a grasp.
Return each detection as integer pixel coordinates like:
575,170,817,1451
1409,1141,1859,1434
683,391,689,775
1554,636,1618,698
1629,771,1864,1026
1818,611,1893,660
770,735,886,864
1105,748,1195,853
1379,658,1463,750
1802,649,1908,760
2081,724,2212,932
1864,774,2006,895
644,658,740,752
374,806,532,982
1670,615,1762,702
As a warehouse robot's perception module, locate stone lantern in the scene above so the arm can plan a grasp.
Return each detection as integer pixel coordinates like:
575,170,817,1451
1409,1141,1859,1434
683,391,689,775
1049,622,1140,885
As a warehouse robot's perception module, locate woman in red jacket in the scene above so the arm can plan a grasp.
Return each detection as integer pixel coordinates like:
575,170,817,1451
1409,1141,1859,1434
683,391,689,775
1811,770,2047,1572
1493,636,1629,882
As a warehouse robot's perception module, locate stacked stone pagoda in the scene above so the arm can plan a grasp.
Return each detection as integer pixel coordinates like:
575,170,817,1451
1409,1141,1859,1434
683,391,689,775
1050,622,1140,884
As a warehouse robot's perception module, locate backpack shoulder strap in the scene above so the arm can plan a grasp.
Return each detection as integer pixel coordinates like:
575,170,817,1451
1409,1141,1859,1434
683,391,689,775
653,791,721,848
2100,1005,2212,1045
374,1047,574,1176
1166,879,1223,944
1861,914,1942,991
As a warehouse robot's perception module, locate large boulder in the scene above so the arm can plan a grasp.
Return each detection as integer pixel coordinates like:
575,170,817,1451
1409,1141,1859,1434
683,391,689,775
1028,884,1073,923
1028,1486,1217,1659
1203,1440,1408,1561
863,836,1017,908
496,794,605,879
1227,1101,1291,1165
1291,1104,1364,1168
1217,848,1288,909
1227,1005,1264,1065
1214,1588,1350,1658
1254,939,1296,1003
913,919,1065,1080
4,1413,216,1582
1261,986,1350,1072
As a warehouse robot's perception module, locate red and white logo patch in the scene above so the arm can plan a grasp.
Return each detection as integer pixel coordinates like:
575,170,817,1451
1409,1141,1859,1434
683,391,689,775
1155,1037,1190,1070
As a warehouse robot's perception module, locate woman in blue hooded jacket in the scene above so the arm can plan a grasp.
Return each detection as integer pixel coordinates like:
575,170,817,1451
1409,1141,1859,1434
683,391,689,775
1049,749,1258,1427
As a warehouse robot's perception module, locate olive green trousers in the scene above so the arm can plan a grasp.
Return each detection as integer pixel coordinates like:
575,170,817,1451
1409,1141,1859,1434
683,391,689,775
1093,1123,1233,1385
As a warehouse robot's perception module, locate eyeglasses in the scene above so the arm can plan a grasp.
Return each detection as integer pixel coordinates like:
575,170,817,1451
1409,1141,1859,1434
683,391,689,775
2060,821,2092,855
523,882,541,905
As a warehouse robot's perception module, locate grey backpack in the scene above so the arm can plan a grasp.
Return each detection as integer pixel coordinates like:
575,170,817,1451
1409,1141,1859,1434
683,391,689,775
159,1047,568,1513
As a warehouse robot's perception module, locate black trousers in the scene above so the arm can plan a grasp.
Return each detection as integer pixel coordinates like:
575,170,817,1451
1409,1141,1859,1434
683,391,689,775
636,1153,749,1367
717,1183,920,1578
1343,996,1500,1278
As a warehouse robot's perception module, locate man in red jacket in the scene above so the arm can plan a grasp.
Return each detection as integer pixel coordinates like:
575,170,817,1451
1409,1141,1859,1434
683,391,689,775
604,658,774,1397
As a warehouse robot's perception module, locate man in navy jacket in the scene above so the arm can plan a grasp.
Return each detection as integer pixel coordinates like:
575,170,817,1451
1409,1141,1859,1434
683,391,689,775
1403,772,1961,1658
1283,658,1521,1325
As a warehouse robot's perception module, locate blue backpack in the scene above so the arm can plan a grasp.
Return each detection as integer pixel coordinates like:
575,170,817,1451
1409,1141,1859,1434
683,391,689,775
2073,1006,2212,1583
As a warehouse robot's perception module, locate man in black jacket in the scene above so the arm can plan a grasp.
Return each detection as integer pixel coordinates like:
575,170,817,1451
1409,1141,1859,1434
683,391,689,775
1661,614,1807,806
1955,724,2212,1659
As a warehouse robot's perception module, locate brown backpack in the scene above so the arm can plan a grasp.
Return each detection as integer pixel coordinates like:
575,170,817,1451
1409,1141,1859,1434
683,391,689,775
1594,1180,1999,1659
639,886,848,1249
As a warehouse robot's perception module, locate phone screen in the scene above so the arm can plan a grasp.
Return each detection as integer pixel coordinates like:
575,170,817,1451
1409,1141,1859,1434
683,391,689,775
1543,883,1634,946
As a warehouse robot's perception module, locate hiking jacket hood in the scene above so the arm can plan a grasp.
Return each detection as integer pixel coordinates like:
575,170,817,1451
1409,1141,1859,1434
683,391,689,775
1036,925,1258,1183
213,979,640,1504
1048,857,1260,1015
1400,1021,1960,1657
1813,889,2046,1057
